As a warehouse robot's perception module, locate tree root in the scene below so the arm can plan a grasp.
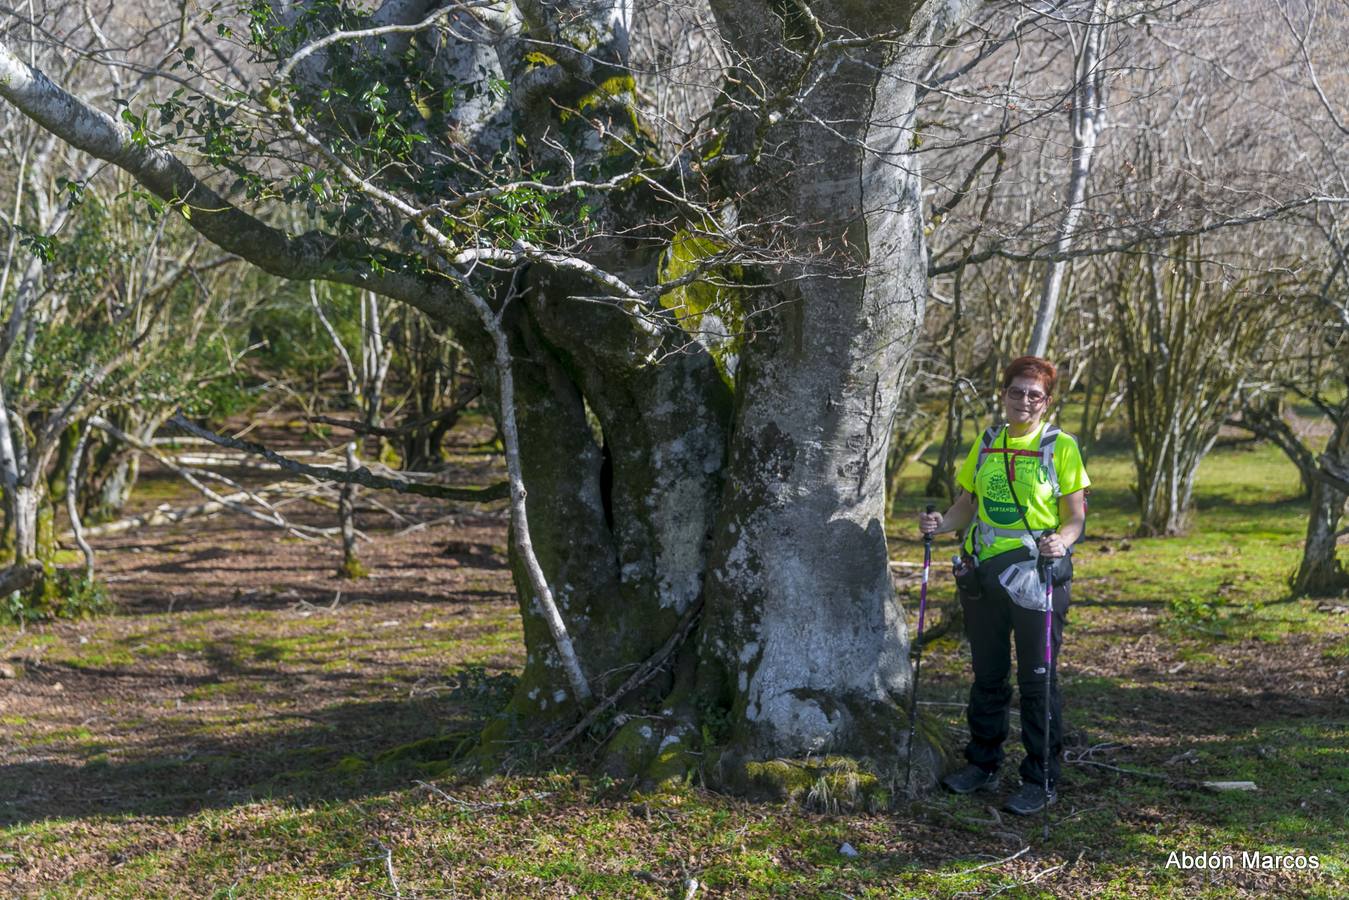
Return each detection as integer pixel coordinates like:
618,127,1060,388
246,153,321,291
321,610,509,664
546,596,703,756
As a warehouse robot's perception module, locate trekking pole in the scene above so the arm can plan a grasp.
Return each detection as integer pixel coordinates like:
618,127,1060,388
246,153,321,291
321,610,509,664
905,504,936,793
1040,553,1054,842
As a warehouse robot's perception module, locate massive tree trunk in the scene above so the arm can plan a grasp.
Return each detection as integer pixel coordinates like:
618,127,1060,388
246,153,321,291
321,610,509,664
695,0,942,775
480,299,732,742
480,0,976,793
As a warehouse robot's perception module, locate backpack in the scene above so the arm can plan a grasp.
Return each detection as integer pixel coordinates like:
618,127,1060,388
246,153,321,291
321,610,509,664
967,424,1061,557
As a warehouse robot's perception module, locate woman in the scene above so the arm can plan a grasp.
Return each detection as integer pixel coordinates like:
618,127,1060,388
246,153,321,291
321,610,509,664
918,356,1089,816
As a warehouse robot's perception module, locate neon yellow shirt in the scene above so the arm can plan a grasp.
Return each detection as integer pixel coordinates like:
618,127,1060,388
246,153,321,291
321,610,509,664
955,422,1090,562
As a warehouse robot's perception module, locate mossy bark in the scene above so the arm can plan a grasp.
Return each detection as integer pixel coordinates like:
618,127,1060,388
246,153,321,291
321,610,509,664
476,288,732,760
465,0,974,794
82,440,139,524
7,485,55,609
1293,419,1349,596
44,424,80,504
692,0,947,772
11,485,42,567
478,1,736,761
1292,477,1347,596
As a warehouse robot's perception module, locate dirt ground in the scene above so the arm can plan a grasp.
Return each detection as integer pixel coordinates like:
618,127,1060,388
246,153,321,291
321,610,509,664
2,426,519,844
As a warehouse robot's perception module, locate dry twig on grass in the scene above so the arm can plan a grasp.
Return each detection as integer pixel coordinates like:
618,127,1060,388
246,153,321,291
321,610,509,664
939,845,1030,876
976,859,1069,898
373,839,401,900
414,780,551,811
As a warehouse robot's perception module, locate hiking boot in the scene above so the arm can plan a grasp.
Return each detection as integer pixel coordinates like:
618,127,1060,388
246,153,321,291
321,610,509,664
1003,782,1057,816
941,764,999,795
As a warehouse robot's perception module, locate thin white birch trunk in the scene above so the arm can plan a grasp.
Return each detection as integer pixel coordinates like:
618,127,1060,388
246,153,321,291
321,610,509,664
1027,0,1112,357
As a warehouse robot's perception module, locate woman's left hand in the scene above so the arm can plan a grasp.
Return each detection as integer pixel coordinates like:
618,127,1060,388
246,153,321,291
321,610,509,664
1037,532,1068,559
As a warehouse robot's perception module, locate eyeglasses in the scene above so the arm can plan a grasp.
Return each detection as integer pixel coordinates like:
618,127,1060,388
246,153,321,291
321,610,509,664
1005,387,1047,404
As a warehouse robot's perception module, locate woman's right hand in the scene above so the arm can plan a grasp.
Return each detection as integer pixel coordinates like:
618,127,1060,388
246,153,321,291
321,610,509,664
918,509,943,536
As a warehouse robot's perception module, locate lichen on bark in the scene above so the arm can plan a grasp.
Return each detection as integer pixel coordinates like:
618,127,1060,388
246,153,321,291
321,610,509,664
466,0,976,796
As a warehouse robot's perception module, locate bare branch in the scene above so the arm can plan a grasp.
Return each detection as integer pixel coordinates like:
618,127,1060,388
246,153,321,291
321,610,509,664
89,415,339,540
66,421,95,580
165,414,509,503
306,385,481,439
0,40,475,331
545,594,704,755
276,2,496,84
929,195,1349,276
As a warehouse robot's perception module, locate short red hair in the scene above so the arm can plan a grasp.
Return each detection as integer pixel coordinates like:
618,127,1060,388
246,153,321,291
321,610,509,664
1001,356,1058,396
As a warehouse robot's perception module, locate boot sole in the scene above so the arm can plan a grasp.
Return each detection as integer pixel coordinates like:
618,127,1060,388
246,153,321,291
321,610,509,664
1003,794,1058,816
941,776,1000,795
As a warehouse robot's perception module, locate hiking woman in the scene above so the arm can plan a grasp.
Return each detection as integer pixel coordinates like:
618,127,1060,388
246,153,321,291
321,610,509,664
917,356,1089,816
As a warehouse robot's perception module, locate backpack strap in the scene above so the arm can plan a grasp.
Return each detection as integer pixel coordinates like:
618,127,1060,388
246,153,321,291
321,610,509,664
971,520,1036,557
967,425,1003,556
1039,425,1062,498
975,425,1001,474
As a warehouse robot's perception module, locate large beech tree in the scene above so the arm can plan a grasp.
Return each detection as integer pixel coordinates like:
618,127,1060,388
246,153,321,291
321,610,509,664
0,0,981,792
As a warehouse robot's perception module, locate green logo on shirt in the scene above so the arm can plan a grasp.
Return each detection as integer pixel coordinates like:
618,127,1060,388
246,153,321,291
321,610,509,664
979,467,1023,526
984,497,1021,526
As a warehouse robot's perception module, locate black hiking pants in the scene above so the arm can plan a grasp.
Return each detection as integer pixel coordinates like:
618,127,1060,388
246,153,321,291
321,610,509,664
959,550,1069,788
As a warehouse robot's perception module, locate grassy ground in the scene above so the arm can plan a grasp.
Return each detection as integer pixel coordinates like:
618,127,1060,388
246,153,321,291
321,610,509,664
2,428,1347,897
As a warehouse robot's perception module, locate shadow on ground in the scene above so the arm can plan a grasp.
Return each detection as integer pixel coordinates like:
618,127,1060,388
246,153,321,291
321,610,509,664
1,664,519,828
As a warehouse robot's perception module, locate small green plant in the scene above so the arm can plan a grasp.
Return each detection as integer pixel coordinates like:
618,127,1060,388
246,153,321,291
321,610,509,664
697,693,734,747
51,570,111,619
444,664,519,718
3,590,28,625
337,556,368,580
1167,594,1222,634
2,569,111,624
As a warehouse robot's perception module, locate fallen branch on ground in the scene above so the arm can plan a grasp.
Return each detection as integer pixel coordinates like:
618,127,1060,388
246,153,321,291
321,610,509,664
978,860,1068,898
415,781,552,810
58,481,323,540
395,514,460,536
939,845,1029,876
168,413,509,503
373,839,401,900
1068,758,1169,779
307,385,481,438
168,449,339,470
90,417,337,540
1067,752,1259,791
